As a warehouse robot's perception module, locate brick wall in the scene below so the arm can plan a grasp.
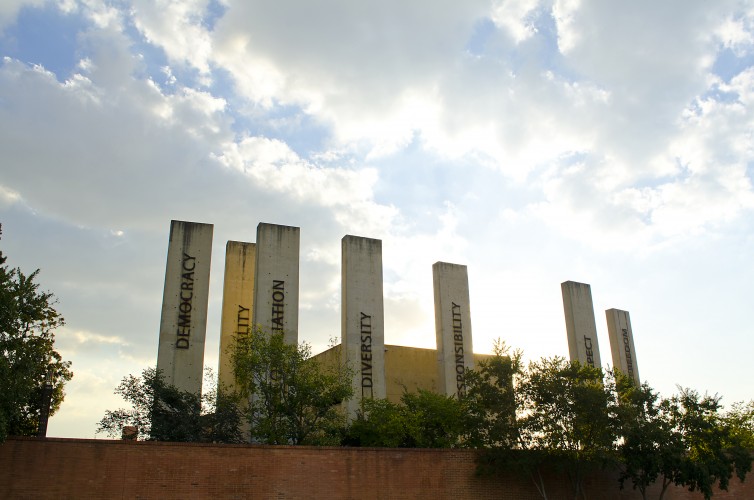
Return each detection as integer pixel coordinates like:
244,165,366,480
0,437,750,499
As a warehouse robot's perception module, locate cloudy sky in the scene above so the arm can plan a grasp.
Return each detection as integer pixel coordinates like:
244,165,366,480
1,0,753,438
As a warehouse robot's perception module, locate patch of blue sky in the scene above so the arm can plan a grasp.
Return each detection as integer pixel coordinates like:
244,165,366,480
118,20,188,95
524,7,582,83
465,17,496,56
699,85,741,105
369,136,537,234
0,4,89,81
711,47,754,83
466,8,583,85
208,67,332,160
628,157,690,191
202,0,228,31
262,107,331,160
371,145,462,233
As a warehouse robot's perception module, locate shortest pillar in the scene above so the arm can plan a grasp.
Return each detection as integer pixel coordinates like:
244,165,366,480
606,309,640,386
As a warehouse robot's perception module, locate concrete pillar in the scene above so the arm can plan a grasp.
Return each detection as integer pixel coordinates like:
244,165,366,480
606,309,640,385
561,281,602,369
341,235,387,418
252,223,300,344
218,241,256,391
433,262,475,397
156,220,213,394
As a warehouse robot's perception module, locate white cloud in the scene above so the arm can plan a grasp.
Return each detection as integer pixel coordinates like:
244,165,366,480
210,0,489,147
552,0,581,53
130,0,214,77
490,0,542,43
214,136,399,236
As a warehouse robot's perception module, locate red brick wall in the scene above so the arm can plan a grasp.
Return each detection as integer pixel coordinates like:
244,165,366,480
0,437,750,499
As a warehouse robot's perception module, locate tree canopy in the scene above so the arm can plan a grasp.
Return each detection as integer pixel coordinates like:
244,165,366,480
345,389,465,448
470,345,754,500
231,327,353,445
0,225,72,441
97,367,244,443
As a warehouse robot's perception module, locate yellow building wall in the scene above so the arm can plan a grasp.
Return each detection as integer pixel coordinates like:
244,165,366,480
312,344,492,404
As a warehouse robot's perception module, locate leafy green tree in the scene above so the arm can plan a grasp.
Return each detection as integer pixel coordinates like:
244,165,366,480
613,373,682,500
231,328,352,445
344,397,410,447
402,389,466,448
97,367,244,443
518,357,617,499
666,389,752,499
0,226,72,440
723,400,754,450
345,390,465,448
461,340,523,448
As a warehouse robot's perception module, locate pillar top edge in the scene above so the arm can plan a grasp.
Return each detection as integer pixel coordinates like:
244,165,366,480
170,219,213,228
257,222,300,231
606,308,629,314
226,240,255,246
342,234,382,244
562,280,591,287
432,261,467,269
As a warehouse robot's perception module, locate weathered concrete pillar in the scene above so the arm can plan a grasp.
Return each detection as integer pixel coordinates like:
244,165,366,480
341,235,386,418
433,262,475,397
561,281,602,369
252,223,300,344
218,241,256,391
606,308,640,385
156,220,213,395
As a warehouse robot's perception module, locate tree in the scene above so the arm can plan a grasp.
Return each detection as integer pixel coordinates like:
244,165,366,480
401,389,466,448
0,225,72,440
666,389,752,499
461,340,523,449
344,389,465,448
97,367,244,443
723,400,754,450
231,328,353,445
614,373,683,500
344,397,409,447
518,357,617,500
617,384,754,500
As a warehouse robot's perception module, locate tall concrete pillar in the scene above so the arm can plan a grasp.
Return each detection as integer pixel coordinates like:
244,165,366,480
252,223,300,344
561,281,602,369
218,241,256,391
433,262,475,397
156,220,213,394
606,308,640,385
341,235,386,418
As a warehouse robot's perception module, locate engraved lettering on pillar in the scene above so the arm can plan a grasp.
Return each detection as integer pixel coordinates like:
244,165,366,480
271,280,284,333
176,252,196,349
236,305,250,337
451,302,466,396
583,336,595,367
360,312,373,398
622,328,634,379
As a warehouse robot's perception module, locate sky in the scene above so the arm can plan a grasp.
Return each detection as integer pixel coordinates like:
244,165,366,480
1,0,753,439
